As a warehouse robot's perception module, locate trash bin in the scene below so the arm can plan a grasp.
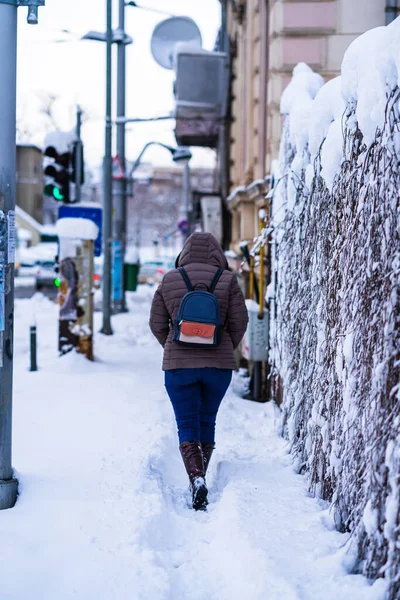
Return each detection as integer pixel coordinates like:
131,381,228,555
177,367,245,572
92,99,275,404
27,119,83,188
124,262,139,292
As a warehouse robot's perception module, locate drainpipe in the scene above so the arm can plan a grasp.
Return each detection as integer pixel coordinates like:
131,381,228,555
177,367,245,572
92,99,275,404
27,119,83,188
386,0,398,24
259,0,269,174
219,0,232,249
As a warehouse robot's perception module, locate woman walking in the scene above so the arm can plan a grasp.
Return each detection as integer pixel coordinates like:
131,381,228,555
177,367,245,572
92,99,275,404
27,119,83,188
150,232,248,510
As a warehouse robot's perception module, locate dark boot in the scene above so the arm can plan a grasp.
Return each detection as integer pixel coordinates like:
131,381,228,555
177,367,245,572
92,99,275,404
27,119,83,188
179,441,208,511
201,443,215,475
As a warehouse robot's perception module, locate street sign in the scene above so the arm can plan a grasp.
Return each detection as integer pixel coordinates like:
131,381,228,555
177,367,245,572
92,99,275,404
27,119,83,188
58,205,103,257
178,219,188,235
112,155,125,180
112,240,123,302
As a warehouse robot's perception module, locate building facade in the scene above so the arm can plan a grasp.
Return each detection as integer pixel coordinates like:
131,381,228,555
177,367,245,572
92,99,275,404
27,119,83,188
223,0,391,252
16,144,44,224
127,165,216,257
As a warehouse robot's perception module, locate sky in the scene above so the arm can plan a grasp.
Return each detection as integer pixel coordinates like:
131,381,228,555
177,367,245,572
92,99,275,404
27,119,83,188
16,0,221,170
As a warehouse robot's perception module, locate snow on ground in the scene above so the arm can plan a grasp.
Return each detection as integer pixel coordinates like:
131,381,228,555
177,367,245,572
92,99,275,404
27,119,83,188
0,288,386,600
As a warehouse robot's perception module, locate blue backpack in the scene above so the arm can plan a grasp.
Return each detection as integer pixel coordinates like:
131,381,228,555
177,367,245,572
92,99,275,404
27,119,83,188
173,267,223,347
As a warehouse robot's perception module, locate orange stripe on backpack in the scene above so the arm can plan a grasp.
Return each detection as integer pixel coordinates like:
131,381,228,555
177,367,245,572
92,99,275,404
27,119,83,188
181,322,216,338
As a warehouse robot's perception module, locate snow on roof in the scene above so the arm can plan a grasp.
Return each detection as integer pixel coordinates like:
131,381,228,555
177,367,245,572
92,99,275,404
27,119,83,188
17,143,42,153
15,205,43,231
18,228,32,241
41,224,57,235
56,217,99,241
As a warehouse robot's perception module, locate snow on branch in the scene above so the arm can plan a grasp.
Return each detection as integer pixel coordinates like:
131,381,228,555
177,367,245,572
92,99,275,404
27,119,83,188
268,20,400,598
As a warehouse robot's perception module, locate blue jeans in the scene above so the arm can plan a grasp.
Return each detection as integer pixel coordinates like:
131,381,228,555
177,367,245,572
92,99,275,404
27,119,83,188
165,367,233,444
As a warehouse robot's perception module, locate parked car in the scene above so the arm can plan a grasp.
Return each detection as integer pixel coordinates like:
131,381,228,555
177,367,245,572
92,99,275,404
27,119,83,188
34,259,57,290
138,259,175,285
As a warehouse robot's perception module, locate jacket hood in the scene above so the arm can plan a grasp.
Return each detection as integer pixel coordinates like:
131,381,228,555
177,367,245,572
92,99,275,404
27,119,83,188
175,232,228,270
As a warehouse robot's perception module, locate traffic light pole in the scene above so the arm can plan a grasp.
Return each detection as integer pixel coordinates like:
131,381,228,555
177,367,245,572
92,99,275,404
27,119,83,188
113,0,127,313
101,0,113,335
0,1,18,509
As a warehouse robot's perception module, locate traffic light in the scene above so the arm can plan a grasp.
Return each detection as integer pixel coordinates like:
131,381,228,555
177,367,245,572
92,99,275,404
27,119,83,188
43,145,71,203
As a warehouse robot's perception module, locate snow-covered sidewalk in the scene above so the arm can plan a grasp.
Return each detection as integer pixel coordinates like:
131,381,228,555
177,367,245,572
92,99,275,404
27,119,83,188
0,288,385,600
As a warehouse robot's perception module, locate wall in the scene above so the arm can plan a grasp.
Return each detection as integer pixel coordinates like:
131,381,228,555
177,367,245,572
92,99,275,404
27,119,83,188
224,0,388,251
127,166,216,253
16,145,43,224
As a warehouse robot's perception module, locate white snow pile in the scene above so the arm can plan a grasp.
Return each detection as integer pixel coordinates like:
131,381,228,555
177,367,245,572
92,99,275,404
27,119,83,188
56,217,99,241
267,18,400,599
0,289,388,599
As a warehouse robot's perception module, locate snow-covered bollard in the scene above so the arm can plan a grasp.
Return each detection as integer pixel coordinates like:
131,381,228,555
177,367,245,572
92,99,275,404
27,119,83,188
56,218,99,360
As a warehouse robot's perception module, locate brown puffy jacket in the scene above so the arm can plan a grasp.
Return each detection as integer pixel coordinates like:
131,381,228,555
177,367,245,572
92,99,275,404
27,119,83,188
149,232,248,371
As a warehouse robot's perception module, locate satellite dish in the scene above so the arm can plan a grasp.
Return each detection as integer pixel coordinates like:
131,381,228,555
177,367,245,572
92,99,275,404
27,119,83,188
151,17,202,70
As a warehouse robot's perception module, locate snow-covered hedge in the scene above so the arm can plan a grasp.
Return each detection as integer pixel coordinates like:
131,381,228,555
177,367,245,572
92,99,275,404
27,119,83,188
269,20,400,597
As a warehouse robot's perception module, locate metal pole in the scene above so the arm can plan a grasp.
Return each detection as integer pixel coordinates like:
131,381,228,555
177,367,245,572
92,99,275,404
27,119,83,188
113,0,127,313
75,105,82,204
0,1,18,509
178,161,191,243
101,0,113,335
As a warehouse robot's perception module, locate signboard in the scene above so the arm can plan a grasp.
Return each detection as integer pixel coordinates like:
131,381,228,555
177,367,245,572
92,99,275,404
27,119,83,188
7,211,15,264
0,267,4,332
58,205,102,257
178,219,188,235
112,155,124,180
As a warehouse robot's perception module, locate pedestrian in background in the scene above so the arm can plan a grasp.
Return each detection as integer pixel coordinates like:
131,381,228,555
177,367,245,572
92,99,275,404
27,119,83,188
150,232,248,510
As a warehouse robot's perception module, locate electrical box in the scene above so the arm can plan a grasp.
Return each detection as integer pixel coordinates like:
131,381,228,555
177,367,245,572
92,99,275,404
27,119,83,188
174,49,228,148
241,300,269,362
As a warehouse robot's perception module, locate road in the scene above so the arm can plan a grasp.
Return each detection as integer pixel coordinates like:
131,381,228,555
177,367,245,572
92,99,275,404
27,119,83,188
14,278,58,301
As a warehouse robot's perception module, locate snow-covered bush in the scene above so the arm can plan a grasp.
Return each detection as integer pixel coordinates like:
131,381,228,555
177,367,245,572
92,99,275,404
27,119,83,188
269,20,400,598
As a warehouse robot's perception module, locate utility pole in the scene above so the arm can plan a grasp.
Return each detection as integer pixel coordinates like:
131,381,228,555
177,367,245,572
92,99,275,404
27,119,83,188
0,0,44,509
101,0,113,335
0,0,18,510
113,0,127,313
75,105,82,204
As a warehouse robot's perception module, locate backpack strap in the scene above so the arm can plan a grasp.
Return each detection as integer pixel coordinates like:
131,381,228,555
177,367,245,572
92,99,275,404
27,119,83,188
178,267,193,292
209,268,223,294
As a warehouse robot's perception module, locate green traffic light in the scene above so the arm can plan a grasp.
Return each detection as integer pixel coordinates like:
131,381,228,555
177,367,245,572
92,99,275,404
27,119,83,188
52,187,65,201
44,183,65,201
54,277,61,288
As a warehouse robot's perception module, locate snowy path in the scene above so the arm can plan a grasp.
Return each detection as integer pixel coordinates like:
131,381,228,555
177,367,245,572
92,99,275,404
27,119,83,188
0,289,385,600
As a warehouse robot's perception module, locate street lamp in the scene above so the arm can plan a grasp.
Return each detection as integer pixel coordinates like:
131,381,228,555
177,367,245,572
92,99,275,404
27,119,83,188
128,142,192,261
128,142,192,180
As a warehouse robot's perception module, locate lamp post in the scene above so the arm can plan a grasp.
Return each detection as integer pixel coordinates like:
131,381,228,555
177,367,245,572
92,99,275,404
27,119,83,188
127,142,192,262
